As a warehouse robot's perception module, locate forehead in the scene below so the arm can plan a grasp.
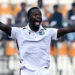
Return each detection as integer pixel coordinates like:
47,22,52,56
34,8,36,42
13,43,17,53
30,9,41,14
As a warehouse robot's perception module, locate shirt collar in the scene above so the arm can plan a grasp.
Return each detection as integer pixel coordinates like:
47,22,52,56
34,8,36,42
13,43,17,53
26,24,44,33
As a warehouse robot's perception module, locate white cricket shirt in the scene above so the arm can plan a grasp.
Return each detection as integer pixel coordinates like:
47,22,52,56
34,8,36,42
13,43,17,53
10,24,58,70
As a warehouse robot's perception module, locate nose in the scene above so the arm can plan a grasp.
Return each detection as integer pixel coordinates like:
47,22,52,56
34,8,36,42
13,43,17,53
36,15,40,18
36,15,41,19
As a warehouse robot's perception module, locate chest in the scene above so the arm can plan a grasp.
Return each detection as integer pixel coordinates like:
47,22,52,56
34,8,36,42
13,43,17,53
17,30,52,48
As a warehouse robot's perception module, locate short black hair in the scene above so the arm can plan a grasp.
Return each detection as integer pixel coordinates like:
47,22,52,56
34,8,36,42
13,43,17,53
72,2,75,6
27,7,40,17
21,2,26,6
53,5,59,9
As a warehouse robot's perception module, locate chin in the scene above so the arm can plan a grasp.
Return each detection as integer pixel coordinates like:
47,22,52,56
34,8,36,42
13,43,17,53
35,24,40,27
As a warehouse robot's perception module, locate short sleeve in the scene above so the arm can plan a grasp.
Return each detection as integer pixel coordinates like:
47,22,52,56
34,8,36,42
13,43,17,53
51,28,58,40
10,27,20,40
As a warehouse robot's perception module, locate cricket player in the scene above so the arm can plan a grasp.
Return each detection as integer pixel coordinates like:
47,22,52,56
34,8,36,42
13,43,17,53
0,7,75,75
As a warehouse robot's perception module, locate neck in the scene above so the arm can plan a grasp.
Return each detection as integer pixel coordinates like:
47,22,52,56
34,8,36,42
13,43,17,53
29,23,39,32
21,9,25,11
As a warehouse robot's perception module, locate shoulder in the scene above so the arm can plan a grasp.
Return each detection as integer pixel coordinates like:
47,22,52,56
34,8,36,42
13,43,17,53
11,27,27,35
17,11,22,16
12,27,26,29
46,28,57,30
11,27,20,33
11,27,25,32
12,27,20,29
68,10,72,14
19,27,28,32
58,12,62,16
46,28,58,33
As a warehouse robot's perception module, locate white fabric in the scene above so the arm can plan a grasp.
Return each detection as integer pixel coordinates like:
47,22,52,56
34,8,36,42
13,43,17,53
10,24,58,70
72,56,75,70
57,56,72,71
49,55,56,75
70,15,75,20
21,66,50,75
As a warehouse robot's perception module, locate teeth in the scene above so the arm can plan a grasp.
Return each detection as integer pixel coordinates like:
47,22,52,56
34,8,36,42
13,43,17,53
35,22,39,25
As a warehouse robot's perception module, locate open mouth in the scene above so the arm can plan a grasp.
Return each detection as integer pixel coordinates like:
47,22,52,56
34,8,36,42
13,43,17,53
35,21,40,25
33,18,42,26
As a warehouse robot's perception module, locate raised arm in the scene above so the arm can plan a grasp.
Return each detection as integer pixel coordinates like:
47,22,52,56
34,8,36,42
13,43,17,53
57,26,75,38
0,22,11,36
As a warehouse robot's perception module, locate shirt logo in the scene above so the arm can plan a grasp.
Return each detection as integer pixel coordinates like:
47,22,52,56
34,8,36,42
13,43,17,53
39,29,45,35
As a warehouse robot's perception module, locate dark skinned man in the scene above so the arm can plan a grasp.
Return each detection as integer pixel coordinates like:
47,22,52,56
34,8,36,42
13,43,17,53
0,7,75,75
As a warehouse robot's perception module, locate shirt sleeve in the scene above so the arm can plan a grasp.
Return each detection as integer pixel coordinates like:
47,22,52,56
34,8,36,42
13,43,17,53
10,27,20,40
51,28,58,40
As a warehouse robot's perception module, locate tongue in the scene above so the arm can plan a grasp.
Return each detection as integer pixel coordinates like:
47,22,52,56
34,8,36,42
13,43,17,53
35,22,40,25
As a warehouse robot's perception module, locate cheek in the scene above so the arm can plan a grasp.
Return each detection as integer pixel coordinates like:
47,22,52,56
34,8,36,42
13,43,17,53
30,16,35,20
40,15,42,20
31,18,36,22
29,17,34,21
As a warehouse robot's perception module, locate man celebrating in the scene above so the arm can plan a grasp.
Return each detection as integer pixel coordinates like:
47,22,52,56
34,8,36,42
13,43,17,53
0,7,75,75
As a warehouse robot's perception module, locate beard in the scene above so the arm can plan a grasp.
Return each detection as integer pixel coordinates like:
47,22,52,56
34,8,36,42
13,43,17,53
29,21,40,31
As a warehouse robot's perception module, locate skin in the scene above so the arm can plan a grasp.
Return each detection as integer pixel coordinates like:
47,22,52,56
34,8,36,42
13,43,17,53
0,8,75,38
28,9,42,32
21,4,26,11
